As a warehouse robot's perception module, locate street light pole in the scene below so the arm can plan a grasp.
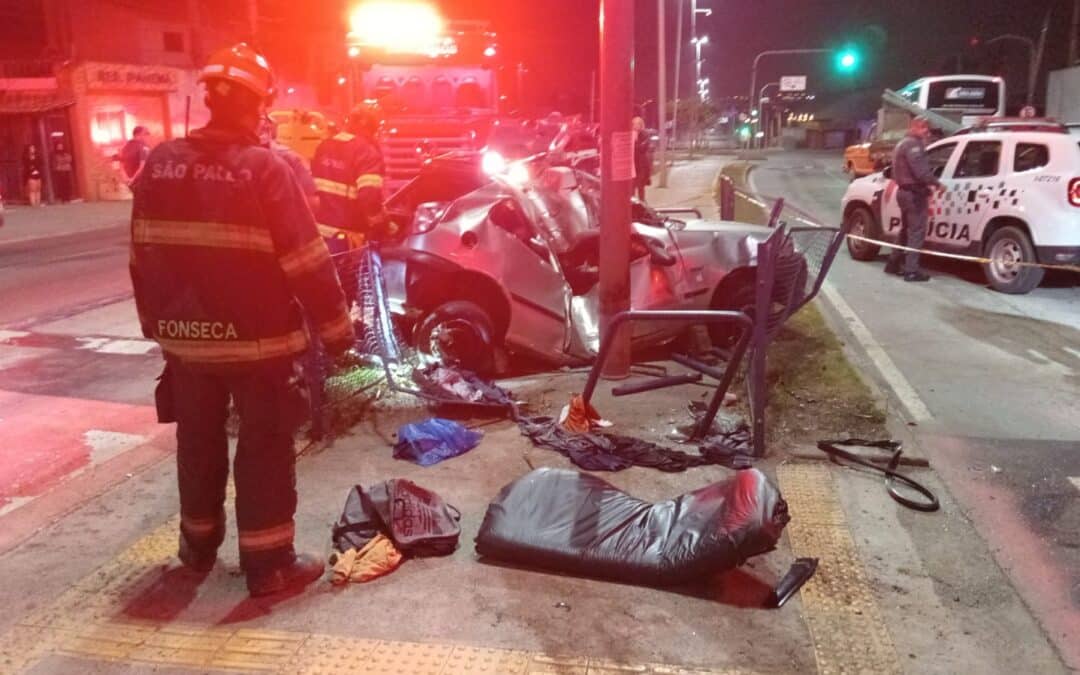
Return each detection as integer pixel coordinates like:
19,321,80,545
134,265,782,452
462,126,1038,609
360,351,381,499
598,0,634,379
986,34,1036,106
749,48,829,146
657,0,668,187
758,81,777,147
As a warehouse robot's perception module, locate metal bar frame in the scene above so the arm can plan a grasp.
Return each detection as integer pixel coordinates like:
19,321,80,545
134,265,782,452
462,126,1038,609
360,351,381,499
582,309,754,444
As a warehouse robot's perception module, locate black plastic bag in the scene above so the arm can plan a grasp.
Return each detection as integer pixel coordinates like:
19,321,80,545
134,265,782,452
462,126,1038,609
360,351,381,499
475,467,789,586
332,479,462,556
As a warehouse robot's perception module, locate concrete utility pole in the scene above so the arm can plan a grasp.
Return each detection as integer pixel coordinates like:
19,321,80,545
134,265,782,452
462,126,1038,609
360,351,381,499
598,0,634,379
657,0,668,187
671,0,683,152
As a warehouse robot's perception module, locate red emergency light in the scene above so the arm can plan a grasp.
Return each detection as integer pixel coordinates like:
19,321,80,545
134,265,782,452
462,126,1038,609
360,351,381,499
349,2,446,54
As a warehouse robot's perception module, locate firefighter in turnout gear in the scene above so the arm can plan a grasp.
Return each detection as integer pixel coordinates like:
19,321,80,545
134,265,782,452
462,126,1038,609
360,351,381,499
129,43,355,597
311,103,394,254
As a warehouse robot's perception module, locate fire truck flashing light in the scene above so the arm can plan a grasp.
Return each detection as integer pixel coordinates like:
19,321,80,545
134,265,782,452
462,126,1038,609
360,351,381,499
349,2,445,54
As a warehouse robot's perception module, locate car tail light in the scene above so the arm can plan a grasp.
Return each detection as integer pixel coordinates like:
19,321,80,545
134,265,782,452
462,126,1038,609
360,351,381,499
1069,178,1080,207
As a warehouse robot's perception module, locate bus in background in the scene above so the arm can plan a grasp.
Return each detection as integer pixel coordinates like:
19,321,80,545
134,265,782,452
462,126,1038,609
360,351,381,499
896,74,1007,126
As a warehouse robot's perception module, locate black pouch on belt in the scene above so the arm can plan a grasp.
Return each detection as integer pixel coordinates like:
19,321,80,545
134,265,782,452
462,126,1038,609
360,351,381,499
154,363,176,423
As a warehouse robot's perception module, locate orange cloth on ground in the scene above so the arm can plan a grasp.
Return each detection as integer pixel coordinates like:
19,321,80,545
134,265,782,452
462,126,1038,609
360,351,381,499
558,394,610,433
331,533,404,584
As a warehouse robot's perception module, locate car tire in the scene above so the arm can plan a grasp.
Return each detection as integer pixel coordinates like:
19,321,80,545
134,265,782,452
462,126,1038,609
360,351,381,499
708,279,756,350
845,204,881,261
414,300,497,375
983,226,1045,294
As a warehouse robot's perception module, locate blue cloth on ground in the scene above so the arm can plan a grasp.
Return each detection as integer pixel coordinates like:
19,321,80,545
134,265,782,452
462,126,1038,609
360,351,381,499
394,418,483,466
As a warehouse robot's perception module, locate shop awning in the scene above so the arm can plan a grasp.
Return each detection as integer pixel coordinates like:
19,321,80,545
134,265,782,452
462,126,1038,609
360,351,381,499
0,88,75,115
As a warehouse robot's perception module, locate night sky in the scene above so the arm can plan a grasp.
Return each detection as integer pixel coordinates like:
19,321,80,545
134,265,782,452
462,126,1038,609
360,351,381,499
442,0,1069,116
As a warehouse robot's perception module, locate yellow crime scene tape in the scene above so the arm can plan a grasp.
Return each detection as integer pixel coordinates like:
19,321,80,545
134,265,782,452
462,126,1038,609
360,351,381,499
845,233,1080,274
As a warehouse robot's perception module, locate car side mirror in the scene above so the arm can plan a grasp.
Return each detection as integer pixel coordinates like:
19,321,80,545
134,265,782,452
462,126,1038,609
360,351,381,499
882,165,893,180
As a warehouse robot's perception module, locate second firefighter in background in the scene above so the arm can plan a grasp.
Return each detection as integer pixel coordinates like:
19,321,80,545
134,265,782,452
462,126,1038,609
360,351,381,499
311,103,394,254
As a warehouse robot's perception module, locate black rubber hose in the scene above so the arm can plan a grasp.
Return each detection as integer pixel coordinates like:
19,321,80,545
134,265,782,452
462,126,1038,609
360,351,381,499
816,439,940,513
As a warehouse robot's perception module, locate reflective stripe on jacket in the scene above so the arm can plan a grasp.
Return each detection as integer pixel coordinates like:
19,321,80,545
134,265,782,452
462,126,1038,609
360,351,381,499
311,132,385,237
129,123,355,369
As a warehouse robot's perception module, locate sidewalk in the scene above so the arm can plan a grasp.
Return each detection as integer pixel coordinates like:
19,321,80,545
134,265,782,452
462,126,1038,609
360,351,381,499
0,200,131,245
0,156,1067,674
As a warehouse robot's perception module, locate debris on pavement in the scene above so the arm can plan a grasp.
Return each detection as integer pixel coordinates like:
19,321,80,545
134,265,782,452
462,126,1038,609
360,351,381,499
557,394,612,432
415,365,517,407
766,557,819,609
330,534,404,585
518,414,742,472
333,479,462,559
816,439,940,512
393,418,483,466
475,467,790,586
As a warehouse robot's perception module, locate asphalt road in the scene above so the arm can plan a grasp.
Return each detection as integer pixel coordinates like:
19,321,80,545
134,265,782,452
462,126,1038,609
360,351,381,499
752,149,1080,664
0,220,161,517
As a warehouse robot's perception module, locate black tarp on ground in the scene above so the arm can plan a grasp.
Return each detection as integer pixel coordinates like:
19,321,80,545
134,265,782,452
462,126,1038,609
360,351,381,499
475,467,790,586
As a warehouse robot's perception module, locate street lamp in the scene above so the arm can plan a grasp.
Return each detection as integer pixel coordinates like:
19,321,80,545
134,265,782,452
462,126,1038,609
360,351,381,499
748,48,833,145
758,81,778,147
985,34,1036,105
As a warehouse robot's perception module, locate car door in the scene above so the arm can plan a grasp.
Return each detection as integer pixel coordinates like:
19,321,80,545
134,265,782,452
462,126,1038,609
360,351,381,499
880,140,959,242
930,138,1004,249
484,197,573,356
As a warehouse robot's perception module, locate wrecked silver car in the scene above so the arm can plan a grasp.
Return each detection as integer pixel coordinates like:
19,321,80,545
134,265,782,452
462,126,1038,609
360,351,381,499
381,153,779,374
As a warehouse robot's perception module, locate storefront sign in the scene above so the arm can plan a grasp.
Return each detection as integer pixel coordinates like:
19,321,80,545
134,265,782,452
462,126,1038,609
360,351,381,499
84,63,179,92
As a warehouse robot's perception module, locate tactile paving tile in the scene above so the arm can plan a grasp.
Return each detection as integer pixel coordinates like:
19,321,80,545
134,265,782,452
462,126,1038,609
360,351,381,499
0,625,52,674
441,645,530,675
777,463,902,675
352,639,455,675
285,635,380,675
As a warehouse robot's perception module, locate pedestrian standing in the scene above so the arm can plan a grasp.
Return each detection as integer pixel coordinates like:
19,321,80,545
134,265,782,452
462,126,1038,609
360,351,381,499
22,144,43,206
119,125,151,185
52,141,74,203
129,43,355,597
885,116,943,282
632,116,653,202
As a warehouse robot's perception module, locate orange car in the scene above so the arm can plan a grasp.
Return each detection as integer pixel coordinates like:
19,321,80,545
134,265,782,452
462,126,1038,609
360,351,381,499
843,125,903,179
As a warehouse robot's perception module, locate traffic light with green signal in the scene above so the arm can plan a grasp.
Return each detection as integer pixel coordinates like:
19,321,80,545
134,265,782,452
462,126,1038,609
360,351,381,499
835,47,860,73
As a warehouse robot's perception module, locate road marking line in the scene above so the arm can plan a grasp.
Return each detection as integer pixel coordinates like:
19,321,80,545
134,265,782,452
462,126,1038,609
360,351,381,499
1064,346,1080,361
0,329,31,342
820,281,934,424
1026,348,1050,363
75,336,157,355
1069,477,1080,493
95,339,158,355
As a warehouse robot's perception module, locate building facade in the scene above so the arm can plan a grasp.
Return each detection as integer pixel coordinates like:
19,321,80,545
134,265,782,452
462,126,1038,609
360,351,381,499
0,0,334,203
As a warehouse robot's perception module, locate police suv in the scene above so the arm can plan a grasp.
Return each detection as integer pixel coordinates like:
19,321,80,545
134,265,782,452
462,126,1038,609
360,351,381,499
841,119,1080,294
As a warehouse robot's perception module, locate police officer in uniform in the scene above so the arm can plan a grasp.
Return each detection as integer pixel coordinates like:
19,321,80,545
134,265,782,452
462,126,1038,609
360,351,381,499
130,43,355,597
885,116,942,282
311,103,393,305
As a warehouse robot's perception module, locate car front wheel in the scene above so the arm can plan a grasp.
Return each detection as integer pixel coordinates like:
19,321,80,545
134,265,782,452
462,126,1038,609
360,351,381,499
983,226,1045,294
845,205,881,261
414,300,497,375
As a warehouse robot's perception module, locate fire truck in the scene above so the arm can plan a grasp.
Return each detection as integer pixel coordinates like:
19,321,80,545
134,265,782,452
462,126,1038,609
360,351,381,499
346,2,505,190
